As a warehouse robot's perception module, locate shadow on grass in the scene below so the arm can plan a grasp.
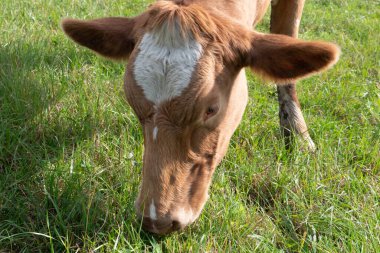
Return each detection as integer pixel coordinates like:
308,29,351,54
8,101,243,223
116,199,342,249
0,42,151,251
247,172,317,252
0,41,92,169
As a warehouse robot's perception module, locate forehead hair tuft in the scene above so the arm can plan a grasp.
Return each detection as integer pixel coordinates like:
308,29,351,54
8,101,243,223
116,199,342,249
145,1,252,61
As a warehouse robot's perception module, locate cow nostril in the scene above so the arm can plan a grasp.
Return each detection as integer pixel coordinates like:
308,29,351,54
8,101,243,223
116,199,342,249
171,220,182,231
142,216,179,234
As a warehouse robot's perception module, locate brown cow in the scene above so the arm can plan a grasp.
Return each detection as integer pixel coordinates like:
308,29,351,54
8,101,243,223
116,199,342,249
62,0,339,234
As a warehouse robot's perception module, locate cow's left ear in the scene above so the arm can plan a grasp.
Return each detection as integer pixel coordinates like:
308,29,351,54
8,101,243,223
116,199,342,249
242,33,340,84
61,15,146,60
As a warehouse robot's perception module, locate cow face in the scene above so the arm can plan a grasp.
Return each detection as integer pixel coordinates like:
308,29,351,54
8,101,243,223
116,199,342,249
62,1,339,234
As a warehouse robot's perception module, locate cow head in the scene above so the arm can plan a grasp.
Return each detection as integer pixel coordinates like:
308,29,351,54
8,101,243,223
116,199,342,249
62,1,339,234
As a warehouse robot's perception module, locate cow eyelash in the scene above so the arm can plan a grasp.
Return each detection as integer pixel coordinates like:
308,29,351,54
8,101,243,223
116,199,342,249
206,107,215,115
205,105,219,118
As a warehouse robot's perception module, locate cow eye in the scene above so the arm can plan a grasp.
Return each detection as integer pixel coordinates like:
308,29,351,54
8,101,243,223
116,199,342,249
207,107,214,114
205,105,219,120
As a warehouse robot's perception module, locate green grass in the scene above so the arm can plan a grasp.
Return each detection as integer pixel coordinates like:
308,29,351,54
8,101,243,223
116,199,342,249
0,0,379,252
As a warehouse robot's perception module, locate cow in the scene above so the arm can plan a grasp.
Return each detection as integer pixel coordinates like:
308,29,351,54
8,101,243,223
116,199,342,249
61,0,340,234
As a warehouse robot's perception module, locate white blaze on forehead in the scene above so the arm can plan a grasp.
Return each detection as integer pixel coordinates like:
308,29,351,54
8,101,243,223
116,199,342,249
153,126,158,141
133,31,203,105
149,199,157,220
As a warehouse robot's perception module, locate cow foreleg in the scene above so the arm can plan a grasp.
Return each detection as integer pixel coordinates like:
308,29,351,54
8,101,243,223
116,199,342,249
270,0,316,152
276,84,316,151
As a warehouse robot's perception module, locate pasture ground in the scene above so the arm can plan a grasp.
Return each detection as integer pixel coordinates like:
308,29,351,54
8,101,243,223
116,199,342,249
0,0,379,252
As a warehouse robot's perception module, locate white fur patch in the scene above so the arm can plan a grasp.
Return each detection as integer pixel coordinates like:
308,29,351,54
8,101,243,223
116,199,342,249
149,199,157,220
153,126,158,141
295,18,300,28
134,32,202,105
283,99,316,151
172,208,198,226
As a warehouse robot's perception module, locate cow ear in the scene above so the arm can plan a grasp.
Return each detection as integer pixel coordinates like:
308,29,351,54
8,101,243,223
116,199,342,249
61,16,144,60
243,33,340,84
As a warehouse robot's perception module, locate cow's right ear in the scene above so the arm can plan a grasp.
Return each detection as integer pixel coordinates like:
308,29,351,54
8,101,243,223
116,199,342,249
61,16,145,60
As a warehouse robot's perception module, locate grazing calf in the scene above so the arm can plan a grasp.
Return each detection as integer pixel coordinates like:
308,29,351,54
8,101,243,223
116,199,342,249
62,0,339,234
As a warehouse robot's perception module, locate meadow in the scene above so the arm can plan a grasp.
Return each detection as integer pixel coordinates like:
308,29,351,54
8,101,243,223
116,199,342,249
0,0,379,252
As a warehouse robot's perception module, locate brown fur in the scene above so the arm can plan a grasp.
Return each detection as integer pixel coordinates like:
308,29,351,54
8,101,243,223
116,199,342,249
62,2,339,81
145,1,253,64
61,15,148,59
61,0,340,235
248,33,340,83
270,0,305,37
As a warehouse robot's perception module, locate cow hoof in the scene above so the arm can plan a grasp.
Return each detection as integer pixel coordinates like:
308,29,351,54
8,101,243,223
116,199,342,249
302,135,316,153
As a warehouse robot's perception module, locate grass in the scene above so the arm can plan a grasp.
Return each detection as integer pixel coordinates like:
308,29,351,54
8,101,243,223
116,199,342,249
0,0,379,252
